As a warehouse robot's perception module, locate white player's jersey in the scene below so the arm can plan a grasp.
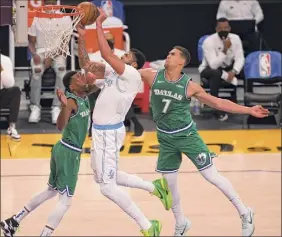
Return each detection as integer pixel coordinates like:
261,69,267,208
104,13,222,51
93,64,142,125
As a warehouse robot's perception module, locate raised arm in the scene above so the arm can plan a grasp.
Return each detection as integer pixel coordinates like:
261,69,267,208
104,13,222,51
187,81,269,118
56,89,78,131
138,68,157,88
76,24,106,78
95,9,125,75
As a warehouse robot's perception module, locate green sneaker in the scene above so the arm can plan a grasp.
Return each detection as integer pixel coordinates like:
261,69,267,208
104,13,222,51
152,178,172,210
141,220,162,236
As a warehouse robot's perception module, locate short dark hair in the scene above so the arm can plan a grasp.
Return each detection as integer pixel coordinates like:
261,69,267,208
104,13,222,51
173,46,191,66
217,17,229,24
131,48,146,69
63,71,77,91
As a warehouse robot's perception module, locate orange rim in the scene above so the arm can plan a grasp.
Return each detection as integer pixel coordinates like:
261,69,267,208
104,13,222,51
32,5,84,18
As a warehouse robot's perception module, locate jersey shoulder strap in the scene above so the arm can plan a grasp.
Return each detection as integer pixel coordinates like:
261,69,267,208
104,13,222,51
182,74,192,101
152,68,165,87
182,73,192,84
65,91,81,118
66,91,78,100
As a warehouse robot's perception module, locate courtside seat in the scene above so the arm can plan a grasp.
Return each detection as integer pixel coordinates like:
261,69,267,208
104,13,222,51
243,51,282,128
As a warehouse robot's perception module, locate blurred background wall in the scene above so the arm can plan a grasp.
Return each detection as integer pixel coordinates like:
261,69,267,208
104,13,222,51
7,0,282,68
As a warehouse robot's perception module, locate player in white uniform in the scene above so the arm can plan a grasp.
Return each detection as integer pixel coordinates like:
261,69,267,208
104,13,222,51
76,9,172,236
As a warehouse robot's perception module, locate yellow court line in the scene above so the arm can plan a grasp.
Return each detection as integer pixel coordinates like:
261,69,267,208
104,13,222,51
1,129,281,159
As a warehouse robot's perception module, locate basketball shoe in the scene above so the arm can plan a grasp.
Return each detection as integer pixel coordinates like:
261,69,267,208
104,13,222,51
152,178,172,210
0,216,19,237
174,217,192,236
241,207,255,236
141,220,162,236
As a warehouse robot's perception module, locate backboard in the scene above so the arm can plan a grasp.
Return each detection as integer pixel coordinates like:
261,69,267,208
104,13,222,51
15,0,60,46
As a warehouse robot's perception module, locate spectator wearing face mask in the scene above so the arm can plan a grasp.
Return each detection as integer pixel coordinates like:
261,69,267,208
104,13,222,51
216,0,264,54
198,18,245,121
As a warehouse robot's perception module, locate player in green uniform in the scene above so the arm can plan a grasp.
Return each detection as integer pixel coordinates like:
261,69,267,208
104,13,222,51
0,71,98,237
140,46,269,236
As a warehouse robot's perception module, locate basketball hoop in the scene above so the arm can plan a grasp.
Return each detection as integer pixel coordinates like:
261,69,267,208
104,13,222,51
31,5,84,59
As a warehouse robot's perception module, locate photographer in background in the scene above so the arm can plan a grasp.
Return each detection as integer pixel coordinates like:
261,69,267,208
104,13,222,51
0,53,21,141
199,18,245,121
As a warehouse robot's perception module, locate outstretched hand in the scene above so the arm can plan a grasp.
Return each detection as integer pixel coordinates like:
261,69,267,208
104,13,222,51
96,8,108,25
56,88,67,106
250,105,270,118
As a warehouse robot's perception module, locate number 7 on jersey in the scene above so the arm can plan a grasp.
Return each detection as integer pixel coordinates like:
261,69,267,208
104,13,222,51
162,98,171,113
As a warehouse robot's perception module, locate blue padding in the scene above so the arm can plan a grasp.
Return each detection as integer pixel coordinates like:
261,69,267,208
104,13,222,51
197,35,209,63
91,0,125,23
244,51,282,79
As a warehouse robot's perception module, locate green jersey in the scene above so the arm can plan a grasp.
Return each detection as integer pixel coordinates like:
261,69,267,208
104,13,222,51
151,69,193,132
61,91,90,148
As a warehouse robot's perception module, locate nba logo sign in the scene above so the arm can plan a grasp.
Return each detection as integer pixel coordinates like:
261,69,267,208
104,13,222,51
101,1,113,17
259,53,271,77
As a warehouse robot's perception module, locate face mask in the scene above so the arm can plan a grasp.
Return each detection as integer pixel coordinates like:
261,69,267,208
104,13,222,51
218,31,229,40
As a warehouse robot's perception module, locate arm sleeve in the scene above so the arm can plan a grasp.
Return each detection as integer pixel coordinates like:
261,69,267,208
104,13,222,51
216,1,226,19
251,1,264,24
233,36,245,73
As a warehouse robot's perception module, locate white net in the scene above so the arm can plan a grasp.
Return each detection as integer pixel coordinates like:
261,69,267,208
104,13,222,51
36,6,84,60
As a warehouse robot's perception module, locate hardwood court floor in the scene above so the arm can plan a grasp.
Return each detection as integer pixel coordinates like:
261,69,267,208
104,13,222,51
1,153,281,236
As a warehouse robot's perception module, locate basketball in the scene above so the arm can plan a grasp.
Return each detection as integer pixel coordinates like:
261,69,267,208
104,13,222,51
77,2,99,26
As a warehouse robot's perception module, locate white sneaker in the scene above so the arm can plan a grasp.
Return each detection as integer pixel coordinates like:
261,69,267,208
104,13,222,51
7,127,21,141
241,207,255,237
28,105,41,123
52,106,61,124
218,113,229,122
174,218,191,236
221,71,238,86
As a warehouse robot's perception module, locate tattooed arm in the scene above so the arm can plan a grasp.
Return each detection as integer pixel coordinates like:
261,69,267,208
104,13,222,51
83,61,106,79
77,24,106,78
77,31,90,68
